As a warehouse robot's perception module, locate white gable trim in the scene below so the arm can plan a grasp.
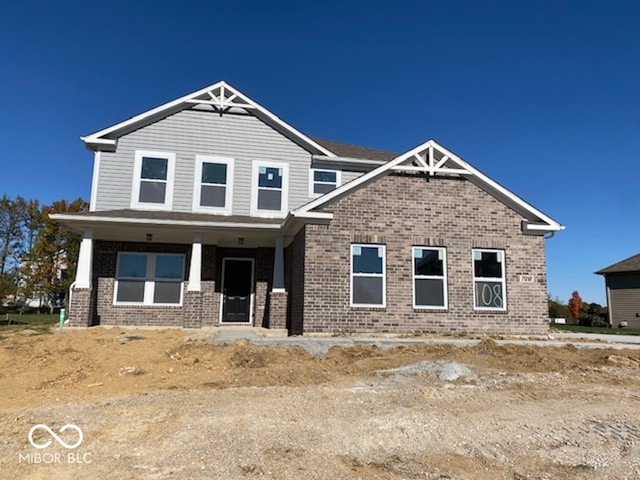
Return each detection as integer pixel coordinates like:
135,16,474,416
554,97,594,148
294,139,564,233
81,81,336,157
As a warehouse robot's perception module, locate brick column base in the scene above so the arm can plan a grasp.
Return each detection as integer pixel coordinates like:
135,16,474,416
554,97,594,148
268,291,288,329
68,288,93,327
183,290,203,328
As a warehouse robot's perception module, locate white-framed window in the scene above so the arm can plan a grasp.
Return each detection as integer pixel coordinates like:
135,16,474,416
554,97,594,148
309,169,341,197
413,247,447,309
250,161,289,217
114,252,185,306
131,150,176,209
192,155,234,213
473,249,506,310
351,244,386,307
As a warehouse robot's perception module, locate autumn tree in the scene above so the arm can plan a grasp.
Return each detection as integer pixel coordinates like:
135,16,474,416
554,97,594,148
24,198,88,312
568,291,583,323
0,195,27,302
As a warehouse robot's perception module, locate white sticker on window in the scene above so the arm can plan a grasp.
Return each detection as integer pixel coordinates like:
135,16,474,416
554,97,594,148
259,166,266,174
377,247,383,258
438,249,443,261
497,252,503,263
413,248,422,259
267,173,273,180
353,246,362,256
474,251,482,261
278,168,282,176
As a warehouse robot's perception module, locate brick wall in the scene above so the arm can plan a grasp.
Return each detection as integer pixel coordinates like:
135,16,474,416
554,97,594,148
302,173,550,335
288,227,305,335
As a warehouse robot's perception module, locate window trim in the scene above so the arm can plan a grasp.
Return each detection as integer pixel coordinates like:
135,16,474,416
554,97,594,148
192,155,234,214
250,160,289,217
308,168,342,197
412,246,448,309
350,243,386,308
472,248,507,311
114,252,185,306
131,150,176,210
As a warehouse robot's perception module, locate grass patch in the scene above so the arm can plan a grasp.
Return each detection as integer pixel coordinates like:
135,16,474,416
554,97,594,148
551,324,640,336
0,313,59,327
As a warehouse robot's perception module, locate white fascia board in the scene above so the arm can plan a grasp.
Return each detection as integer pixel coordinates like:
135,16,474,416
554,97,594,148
292,211,333,220
81,81,336,157
294,139,435,215
49,213,283,230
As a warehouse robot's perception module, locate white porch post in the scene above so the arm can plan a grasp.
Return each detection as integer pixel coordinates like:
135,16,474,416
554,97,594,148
74,231,93,289
187,233,202,292
272,236,285,292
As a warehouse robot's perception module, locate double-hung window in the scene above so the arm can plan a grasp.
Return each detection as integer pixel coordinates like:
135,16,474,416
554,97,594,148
309,169,341,196
413,247,447,308
131,151,176,209
251,161,288,216
351,244,386,307
115,253,185,305
193,155,233,213
473,249,506,310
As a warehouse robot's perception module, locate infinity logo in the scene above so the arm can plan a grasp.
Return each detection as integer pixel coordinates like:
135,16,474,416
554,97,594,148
28,424,83,449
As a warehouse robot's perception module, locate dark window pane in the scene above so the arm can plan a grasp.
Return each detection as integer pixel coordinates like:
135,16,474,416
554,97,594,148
154,281,182,304
313,183,336,194
314,170,337,183
415,279,445,307
352,246,383,274
116,280,145,302
141,157,168,180
155,256,183,279
414,249,444,276
258,167,283,188
139,181,166,204
475,281,504,308
353,277,383,305
474,251,502,278
118,254,147,278
257,189,282,210
201,162,227,185
200,185,226,207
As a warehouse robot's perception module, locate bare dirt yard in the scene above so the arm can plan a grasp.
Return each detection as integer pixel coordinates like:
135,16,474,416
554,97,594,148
1,327,640,479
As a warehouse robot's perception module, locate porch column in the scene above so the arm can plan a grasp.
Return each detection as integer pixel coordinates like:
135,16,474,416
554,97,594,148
272,236,285,292
187,233,202,292
74,231,93,289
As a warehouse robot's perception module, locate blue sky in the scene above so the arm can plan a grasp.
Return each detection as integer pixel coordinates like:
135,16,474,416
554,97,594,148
1,1,638,305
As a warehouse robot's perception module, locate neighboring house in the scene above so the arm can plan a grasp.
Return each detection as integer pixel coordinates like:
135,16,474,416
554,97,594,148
596,253,640,328
52,81,564,335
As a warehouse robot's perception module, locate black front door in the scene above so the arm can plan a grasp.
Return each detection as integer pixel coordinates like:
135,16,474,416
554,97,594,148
221,259,253,323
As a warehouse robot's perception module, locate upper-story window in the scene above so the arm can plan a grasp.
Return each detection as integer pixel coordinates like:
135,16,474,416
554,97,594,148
251,161,289,217
131,150,176,209
309,169,341,197
193,155,234,214
473,249,507,311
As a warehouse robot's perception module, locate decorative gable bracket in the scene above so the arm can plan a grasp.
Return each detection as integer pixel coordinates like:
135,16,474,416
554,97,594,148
185,83,256,114
391,144,471,176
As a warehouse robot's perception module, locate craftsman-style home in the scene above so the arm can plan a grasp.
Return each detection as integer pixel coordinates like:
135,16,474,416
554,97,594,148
53,81,563,334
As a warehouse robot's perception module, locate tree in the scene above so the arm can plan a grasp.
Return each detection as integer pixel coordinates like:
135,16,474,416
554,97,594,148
25,198,88,312
568,291,583,323
0,195,27,275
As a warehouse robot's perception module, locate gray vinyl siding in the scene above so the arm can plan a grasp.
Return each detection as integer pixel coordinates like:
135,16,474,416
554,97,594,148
95,110,319,215
607,273,640,328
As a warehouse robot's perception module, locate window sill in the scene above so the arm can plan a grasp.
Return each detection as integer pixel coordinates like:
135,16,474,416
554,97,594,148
113,303,183,308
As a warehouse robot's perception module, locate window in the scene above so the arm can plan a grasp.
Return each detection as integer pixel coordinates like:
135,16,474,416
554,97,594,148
131,151,176,209
251,161,288,216
413,247,447,308
473,249,506,310
309,169,341,196
115,253,185,305
351,244,385,307
193,155,233,213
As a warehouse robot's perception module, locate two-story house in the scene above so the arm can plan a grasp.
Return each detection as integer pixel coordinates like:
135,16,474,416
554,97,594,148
52,81,563,334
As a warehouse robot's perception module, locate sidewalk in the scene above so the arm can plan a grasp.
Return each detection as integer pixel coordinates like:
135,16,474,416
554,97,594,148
211,328,640,355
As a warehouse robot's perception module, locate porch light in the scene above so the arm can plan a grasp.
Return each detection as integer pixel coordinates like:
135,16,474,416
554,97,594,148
146,233,153,242
238,237,245,245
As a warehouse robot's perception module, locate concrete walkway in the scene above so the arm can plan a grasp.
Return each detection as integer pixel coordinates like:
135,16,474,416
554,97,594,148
210,328,640,355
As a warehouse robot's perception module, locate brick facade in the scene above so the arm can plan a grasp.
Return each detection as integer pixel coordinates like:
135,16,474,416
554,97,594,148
300,173,549,335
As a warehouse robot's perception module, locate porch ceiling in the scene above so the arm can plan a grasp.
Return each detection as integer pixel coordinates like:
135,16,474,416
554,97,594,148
50,210,291,247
